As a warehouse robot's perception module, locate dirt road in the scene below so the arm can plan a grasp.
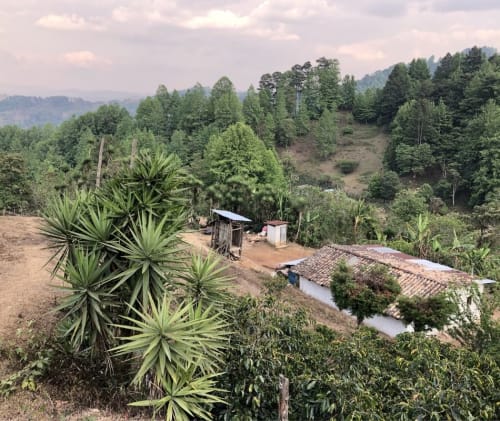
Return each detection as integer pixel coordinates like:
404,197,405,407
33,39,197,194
0,216,57,341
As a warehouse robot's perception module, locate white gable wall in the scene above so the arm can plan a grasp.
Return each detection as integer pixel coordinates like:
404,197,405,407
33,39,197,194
298,276,411,337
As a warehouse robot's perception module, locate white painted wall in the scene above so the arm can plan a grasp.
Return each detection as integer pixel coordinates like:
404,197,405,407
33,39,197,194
267,225,277,245
299,277,339,309
267,224,287,246
298,276,411,337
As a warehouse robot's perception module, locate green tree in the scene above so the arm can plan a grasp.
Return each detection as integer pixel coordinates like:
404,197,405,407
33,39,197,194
379,63,411,125
135,96,165,137
314,109,337,159
179,84,209,134
390,189,428,223
331,261,401,326
204,123,285,217
0,153,33,212
353,89,379,123
398,293,457,332
209,76,243,130
316,57,341,112
367,171,401,201
339,74,356,111
274,86,296,146
242,85,265,136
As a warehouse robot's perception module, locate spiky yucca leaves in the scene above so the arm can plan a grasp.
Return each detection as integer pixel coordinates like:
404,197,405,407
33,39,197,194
179,253,232,309
130,365,225,421
41,191,89,276
55,248,116,354
72,206,116,255
98,152,188,227
108,212,185,312
113,296,228,386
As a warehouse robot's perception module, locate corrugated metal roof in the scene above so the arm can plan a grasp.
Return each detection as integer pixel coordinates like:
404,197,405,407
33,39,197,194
278,258,307,267
476,279,496,285
212,209,252,222
408,259,453,271
294,244,474,319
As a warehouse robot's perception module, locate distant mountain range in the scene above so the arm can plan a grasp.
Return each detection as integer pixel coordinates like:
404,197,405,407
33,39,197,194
356,46,497,92
0,95,140,128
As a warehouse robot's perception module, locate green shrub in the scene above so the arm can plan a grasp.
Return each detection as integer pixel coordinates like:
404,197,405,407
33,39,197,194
337,160,359,174
342,126,354,135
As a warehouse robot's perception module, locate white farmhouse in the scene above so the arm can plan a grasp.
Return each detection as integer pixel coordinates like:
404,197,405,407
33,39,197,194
293,244,486,337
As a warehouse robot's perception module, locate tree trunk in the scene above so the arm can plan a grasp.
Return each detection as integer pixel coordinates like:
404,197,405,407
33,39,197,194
96,136,105,188
278,374,289,421
130,138,138,168
294,211,302,243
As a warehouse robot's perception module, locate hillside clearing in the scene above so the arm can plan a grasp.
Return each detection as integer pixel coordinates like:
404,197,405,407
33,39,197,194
280,115,388,195
0,217,355,420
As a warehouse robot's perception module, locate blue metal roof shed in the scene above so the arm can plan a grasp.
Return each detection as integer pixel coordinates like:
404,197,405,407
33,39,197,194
212,209,252,222
210,209,251,259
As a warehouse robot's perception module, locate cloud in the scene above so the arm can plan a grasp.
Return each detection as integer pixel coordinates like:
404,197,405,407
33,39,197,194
252,0,334,21
431,0,500,13
182,9,250,29
36,13,105,31
336,43,386,61
110,1,302,40
63,50,111,67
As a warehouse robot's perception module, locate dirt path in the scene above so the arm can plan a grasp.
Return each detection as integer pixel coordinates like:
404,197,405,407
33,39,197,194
182,230,356,333
0,216,57,341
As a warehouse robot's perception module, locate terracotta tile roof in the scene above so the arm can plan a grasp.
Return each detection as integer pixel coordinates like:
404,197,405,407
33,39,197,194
266,220,288,226
293,244,475,319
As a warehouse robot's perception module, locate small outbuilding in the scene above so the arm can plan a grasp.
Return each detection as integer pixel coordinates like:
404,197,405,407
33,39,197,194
266,220,288,248
210,209,251,260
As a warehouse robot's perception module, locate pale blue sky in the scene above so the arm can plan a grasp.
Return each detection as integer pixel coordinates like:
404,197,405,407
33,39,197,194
1,0,499,97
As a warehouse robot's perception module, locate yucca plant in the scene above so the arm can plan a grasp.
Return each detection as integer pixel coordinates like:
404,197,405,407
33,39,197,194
113,296,228,386
179,253,232,309
55,248,117,355
129,364,225,421
72,206,115,255
41,191,88,276
108,212,185,312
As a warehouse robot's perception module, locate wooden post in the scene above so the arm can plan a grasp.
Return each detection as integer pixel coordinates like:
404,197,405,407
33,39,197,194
96,136,105,187
130,138,138,168
278,374,289,421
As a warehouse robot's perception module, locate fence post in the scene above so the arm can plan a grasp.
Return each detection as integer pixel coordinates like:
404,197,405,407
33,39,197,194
130,138,137,168
279,374,289,421
96,136,105,188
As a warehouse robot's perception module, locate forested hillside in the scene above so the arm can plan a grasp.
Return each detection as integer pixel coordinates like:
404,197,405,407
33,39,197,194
356,46,496,92
0,46,498,276
1,45,499,420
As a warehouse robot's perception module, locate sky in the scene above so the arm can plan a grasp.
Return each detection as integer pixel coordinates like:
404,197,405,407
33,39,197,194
1,0,500,98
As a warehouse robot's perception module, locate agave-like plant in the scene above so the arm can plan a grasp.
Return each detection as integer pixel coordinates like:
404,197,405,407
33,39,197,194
108,212,185,312
55,248,117,354
72,206,115,255
179,253,232,309
41,191,88,276
112,295,228,386
129,364,225,421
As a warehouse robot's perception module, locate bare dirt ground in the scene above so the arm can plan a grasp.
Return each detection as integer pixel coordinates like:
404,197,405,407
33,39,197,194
0,216,57,341
281,116,388,195
0,217,356,420
182,230,356,333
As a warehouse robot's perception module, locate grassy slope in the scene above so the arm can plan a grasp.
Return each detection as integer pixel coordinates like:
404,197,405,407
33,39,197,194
278,112,389,195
